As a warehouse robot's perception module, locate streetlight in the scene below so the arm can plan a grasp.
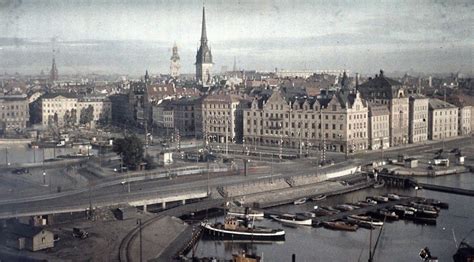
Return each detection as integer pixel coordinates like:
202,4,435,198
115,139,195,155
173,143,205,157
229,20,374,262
42,171,46,185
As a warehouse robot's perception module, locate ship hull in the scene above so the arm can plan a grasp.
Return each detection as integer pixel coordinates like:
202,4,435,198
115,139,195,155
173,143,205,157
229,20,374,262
201,223,285,241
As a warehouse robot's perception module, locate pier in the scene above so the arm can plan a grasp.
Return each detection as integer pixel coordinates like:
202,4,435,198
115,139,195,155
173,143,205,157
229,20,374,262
417,183,474,196
264,196,421,225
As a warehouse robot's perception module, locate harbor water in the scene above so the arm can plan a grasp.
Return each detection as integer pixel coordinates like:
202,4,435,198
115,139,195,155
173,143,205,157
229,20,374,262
193,173,474,261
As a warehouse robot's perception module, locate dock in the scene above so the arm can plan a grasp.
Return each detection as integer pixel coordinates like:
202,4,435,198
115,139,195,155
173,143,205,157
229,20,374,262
264,196,421,225
417,183,474,196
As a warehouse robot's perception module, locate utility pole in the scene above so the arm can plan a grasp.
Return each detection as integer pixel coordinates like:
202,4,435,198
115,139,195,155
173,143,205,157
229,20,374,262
271,153,274,183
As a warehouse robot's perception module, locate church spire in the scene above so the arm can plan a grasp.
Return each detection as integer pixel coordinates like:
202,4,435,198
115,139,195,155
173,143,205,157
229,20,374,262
201,6,207,44
50,53,58,82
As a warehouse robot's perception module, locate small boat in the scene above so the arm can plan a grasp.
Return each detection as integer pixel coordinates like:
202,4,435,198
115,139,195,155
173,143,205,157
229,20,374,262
313,208,336,217
355,201,371,207
387,193,400,201
299,212,316,218
270,214,313,226
335,204,355,211
294,197,308,205
366,199,378,205
372,196,389,203
311,194,327,201
419,247,438,262
202,216,285,240
416,209,439,218
412,216,437,225
368,209,399,221
233,251,262,262
343,218,374,230
410,202,440,213
347,215,384,226
323,221,358,231
373,180,385,188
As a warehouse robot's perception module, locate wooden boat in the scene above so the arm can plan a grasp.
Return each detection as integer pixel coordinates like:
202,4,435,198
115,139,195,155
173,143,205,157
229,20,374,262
410,202,440,213
311,194,327,201
368,209,399,221
202,216,285,240
372,196,389,203
412,216,437,225
227,207,264,219
335,204,355,211
366,199,378,205
343,218,374,229
355,201,371,207
387,193,400,201
270,214,313,226
419,247,438,262
233,251,262,262
299,212,316,218
373,180,385,188
313,207,337,217
323,221,358,231
347,215,384,226
416,209,439,218
294,197,308,205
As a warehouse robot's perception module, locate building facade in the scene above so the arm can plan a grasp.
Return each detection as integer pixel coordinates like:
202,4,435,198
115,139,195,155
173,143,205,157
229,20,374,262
195,7,213,86
458,106,471,135
428,99,458,140
40,93,111,127
408,95,429,143
368,104,390,150
243,89,368,154
0,94,29,134
202,94,241,144
358,70,409,147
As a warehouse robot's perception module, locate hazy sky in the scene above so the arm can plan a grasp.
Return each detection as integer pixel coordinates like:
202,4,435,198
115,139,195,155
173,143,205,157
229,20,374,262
0,0,472,75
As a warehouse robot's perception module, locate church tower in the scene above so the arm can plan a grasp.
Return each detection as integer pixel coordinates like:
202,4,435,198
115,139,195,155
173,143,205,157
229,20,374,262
170,43,181,78
195,6,213,86
50,54,58,82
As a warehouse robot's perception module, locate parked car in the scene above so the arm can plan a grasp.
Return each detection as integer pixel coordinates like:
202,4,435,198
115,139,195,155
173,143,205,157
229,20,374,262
72,228,89,239
12,168,29,175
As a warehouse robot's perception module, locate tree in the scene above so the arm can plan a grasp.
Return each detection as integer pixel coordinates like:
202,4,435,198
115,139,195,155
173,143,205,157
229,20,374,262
63,110,71,127
113,135,144,169
53,112,59,125
70,108,78,126
80,105,94,125
144,154,157,170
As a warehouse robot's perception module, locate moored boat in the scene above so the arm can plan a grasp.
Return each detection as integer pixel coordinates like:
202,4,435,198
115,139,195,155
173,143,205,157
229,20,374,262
270,214,313,226
372,195,389,203
347,215,384,226
294,197,308,205
202,216,285,241
323,221,358,231
335,204,355,211
311,194,327,201
368,209,399,221
373,180,385,188
387,193,400,201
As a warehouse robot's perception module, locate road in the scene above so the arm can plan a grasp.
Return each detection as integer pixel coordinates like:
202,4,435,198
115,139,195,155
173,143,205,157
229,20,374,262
0,136,471,219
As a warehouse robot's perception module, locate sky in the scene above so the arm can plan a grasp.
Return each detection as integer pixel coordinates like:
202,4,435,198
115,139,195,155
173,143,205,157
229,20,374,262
0,0,472,76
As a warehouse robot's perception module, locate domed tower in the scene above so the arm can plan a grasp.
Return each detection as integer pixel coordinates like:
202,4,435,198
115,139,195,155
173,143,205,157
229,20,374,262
170,43,180,78
195,6,213,86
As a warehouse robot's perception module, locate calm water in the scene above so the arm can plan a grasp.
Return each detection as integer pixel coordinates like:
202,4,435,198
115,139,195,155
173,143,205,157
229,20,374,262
194,173,474,261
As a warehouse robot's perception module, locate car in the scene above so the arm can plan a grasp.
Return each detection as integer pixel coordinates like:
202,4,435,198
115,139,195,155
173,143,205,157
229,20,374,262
72,228,89,239
12,168,29,175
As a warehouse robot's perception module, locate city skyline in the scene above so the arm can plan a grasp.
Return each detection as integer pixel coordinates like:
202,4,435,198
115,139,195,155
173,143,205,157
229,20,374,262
0,0,472,76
